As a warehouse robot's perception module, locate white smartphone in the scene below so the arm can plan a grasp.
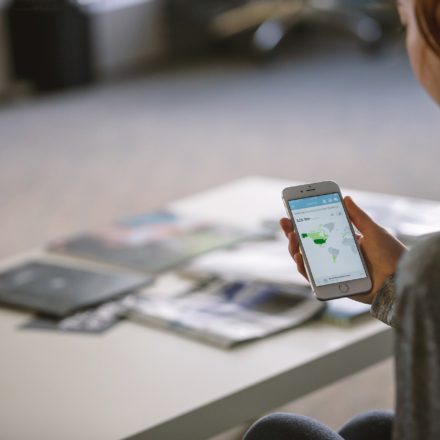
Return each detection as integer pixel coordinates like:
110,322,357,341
282,181,372,301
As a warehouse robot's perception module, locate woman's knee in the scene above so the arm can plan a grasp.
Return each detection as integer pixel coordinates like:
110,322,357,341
243,412,341,440
243,413,293,440
338,410,394,440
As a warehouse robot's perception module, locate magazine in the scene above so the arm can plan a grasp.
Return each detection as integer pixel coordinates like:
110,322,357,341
21,294,138,334
49,211,265,273
347,190,440,243
183,235,309,287
127,280,324,348
321,297,371,326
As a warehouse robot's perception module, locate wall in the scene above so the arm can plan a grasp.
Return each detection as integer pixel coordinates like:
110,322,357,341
88,0,165,79
0,0,10,97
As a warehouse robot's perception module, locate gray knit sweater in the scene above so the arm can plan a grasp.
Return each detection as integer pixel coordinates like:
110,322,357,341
369,232,440,440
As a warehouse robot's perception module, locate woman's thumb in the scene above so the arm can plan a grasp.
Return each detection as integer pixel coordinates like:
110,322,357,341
344,196,376,233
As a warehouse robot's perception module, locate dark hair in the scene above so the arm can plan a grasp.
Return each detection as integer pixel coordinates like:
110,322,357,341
416,0,440,56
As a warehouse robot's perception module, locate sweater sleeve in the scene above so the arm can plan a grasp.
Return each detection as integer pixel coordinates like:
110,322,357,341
370,274,396,327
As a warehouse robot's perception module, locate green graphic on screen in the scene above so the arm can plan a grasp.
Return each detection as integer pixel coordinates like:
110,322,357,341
289,193,367,287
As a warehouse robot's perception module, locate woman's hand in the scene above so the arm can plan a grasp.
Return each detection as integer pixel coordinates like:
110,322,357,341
280,196,407,304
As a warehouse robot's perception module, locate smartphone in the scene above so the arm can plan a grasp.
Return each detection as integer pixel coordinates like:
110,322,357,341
282,181,372,301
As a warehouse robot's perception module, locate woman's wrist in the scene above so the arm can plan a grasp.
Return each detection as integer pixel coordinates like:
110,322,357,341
370,274,396,327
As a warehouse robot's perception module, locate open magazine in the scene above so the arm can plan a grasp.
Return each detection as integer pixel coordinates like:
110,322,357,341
127,280,324,348
49,211,266,273
182,235,309,287
346,190,440,243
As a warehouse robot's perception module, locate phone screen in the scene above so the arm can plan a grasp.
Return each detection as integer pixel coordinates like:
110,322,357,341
288,193,367,287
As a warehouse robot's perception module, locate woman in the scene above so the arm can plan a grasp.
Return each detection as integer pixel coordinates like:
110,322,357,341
244,0,440,438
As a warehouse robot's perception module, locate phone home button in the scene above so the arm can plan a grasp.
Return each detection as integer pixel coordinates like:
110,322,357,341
338,283,349,294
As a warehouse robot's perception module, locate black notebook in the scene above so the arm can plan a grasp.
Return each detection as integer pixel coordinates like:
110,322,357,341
0,261,149,317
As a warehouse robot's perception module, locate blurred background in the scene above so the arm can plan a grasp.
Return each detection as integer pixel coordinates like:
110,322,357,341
0,0,439,438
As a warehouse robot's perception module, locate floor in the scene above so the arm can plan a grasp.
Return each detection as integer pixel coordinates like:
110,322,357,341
0,33,438,438
212,360,394,439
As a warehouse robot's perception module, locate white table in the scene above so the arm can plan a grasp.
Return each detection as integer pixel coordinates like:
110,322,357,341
0,177,394,440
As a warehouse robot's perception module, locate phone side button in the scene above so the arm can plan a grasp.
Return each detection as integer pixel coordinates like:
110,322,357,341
338,283,349,293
